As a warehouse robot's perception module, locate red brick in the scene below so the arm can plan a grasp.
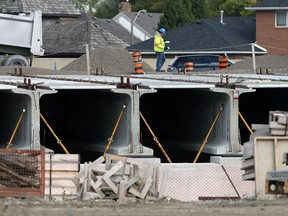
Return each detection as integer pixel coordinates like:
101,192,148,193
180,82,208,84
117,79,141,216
256,11,288,55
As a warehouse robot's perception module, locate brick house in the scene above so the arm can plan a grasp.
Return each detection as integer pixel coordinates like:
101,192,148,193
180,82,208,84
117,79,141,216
246,0,288,54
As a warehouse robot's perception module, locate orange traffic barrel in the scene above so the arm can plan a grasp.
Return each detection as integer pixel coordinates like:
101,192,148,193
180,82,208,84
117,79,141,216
185,62,194,72
219,57,228,70
134,62,144,74
132,51,144,74
132,51,142,63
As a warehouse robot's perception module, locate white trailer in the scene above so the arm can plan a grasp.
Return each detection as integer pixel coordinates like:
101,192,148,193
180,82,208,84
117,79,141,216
0,11,44,66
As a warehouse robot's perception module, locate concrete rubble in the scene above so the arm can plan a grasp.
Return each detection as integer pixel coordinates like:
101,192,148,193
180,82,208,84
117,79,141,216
72,154,161,202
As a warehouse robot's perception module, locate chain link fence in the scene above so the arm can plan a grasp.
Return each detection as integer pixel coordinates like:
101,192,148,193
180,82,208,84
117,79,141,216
0,147,45,197
158,164,255,201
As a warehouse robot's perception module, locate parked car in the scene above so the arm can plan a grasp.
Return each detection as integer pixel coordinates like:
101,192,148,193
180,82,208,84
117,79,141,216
167,54,233,72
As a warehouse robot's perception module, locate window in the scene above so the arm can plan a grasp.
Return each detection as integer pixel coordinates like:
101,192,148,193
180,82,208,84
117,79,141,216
276,11,288,27
209,56,220,63
175,57,188,68
193,57,209,65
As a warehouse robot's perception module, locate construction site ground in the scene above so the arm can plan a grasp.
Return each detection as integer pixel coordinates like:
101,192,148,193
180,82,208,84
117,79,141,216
0,197,288,216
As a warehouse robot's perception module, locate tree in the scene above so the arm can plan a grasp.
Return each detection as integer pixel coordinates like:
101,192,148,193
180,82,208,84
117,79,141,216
207,0,263,17
132,0,165,13
222,0,252,16
207,0,225,17
73,0,99,13
158,0,208,31
94,0,120,18
72,0,263,19
189,0,209,19
93,0,165,18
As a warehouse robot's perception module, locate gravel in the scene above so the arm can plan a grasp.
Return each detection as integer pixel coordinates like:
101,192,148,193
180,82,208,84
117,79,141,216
227,54,288,75
1,197,288,216
230,54,288,69
0,53,287,76
0,47,154,76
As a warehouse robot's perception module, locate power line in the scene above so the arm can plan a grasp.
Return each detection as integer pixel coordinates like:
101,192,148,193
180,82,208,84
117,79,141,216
128,43,252,52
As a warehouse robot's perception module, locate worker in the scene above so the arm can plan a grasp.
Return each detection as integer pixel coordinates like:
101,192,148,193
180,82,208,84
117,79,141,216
154,28,170,72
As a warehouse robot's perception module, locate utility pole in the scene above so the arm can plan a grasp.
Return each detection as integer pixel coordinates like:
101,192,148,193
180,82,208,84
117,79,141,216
86,44,90,75
130,9,146,45
251,43,256,73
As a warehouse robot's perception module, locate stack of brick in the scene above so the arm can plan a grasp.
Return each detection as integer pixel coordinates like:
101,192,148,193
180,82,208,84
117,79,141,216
269,111,288,135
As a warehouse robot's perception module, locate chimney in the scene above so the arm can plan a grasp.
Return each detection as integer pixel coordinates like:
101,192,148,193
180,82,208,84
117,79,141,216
220,10,225,24
119,1,132,12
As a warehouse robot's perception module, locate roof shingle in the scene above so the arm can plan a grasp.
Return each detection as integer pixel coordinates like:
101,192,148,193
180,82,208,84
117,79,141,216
95,18,140,46
0,0,80,17
43,16,127,55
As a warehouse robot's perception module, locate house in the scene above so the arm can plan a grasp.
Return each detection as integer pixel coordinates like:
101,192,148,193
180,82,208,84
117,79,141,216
112,11,162,45
0,0,128,69
98,0,162,45
41,16,127,69
128,0,288,71
0,0,163,70
245,0,288,55
127,15,267,71
95,11,162,48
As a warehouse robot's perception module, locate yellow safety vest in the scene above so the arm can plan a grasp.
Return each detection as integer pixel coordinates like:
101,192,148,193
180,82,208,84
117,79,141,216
154,34,165,52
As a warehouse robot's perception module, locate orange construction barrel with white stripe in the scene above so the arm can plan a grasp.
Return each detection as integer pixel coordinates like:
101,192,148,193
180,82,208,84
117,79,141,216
134,62,144,74
132,51,142,62
132,51,144,74
219,57,228,70
185,62,194,72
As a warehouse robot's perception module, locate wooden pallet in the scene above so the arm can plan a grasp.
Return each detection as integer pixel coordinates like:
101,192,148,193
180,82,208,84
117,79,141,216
45,154,79,199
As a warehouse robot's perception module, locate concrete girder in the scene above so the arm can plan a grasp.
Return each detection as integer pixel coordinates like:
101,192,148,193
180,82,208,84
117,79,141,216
112,89,155,156
211,88,255,155
0,88,56,150
38,88,155,157
2,73,285,162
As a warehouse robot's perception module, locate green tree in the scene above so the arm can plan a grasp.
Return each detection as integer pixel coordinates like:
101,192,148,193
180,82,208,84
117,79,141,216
189,0,209,19
73,0,264,19
207,0,225,17
73,0,99,13
158,0,208,31
207,0,263,17
93,0,165,18
221,0,255,16
94,0,120,18
132,0,165,13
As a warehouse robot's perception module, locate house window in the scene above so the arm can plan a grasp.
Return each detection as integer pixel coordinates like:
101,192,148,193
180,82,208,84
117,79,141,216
276,11,288,27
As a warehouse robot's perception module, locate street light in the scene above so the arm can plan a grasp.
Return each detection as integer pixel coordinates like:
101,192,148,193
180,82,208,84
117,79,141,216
130,9,146,45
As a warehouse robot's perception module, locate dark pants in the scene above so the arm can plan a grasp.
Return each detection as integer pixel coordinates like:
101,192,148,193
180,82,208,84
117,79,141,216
156,52,166,72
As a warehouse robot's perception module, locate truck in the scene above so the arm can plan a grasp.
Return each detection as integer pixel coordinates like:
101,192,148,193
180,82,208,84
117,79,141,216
0,11,44,66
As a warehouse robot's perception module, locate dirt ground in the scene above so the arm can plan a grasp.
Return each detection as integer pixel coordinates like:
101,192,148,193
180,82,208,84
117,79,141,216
0,197,288,216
